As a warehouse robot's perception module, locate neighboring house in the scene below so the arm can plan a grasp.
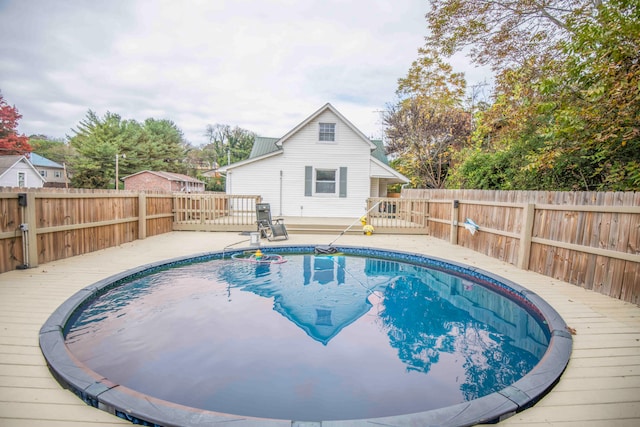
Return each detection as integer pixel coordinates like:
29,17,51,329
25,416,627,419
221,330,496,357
0,155,46,188
122,170,205,193
219,103,408,217
201,169,222,179
29,153,68,187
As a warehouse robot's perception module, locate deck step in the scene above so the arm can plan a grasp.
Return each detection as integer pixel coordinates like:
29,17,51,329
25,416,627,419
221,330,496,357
286,226,362,235
283,220,363,235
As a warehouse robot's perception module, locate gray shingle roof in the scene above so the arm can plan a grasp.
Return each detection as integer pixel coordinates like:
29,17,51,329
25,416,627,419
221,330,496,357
0,155,22,171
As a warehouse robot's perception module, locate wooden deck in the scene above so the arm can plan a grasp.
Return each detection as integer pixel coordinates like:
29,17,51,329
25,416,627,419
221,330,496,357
1,231,638,426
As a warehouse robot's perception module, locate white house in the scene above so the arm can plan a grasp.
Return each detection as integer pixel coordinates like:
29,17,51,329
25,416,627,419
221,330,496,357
219,103,408,218
0,155,46,188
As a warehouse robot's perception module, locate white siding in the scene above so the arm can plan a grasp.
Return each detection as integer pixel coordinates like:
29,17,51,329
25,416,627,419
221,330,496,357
0,160,45,188
227,109,373,218
370,178,380,197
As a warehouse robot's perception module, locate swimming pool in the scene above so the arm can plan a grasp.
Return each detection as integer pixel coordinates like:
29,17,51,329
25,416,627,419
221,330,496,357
40,246,572,426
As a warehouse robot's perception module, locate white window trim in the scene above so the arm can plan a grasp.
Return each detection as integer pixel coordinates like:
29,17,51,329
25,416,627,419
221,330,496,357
17,171,26,187
318,122,336,143
314,168,337,196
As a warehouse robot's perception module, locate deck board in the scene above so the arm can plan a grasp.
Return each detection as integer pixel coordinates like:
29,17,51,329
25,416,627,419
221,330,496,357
539,388,640,406
503,401,640,422
1,231,639,426
555,375,640,390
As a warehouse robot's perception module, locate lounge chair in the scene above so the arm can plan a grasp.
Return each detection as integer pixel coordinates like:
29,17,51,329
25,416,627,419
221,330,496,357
256,203,288,241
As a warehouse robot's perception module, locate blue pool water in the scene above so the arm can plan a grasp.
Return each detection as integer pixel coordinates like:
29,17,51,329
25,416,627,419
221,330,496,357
64,250,550,422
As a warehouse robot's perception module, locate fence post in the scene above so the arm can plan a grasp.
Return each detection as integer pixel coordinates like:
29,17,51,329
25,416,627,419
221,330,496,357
199,195,205,224
517,203,535,270
450,199,459,245
424,200,430,234
25,192,38,268
138,193,147,240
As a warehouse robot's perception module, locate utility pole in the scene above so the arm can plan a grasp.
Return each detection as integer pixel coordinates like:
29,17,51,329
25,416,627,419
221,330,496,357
115,153,126,190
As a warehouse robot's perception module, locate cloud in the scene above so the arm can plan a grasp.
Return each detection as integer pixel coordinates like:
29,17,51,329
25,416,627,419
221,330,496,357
0,0,474,145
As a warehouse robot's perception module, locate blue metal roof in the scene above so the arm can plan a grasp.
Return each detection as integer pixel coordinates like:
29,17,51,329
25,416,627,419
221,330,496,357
30,153,64,168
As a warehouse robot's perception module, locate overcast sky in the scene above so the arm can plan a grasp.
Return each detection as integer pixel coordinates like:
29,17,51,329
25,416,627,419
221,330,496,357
1,0,489,146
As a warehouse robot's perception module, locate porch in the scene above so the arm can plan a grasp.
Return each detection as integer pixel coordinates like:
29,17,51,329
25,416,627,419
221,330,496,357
172,194,429,235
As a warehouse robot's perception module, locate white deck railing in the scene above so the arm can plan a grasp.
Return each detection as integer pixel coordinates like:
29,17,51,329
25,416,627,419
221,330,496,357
172,194,429,234
365,197,430,234
173,193,262,231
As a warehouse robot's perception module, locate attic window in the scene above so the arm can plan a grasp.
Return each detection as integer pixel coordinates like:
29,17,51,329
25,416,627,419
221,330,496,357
319,123,335,142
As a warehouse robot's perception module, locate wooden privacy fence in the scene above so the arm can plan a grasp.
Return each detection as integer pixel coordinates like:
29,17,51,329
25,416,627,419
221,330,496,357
404,189,640,305
1,187,638,305
0,189,173,273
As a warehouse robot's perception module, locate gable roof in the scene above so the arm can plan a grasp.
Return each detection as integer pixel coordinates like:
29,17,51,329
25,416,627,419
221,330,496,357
122,170,204,184
370,157,408,183
0,155,23,171
29,153,64,169
0,155,47,183
275,103,376,150
220,103,386,173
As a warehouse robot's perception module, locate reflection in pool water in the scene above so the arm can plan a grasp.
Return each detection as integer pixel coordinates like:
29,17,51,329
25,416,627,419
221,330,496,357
65,253,549,421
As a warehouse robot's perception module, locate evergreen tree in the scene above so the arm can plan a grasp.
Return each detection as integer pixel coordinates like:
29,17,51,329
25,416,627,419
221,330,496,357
68,111,188,189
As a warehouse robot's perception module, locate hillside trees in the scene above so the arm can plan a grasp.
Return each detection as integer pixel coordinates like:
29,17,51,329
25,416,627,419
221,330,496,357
420,0,639,190
29,135,73,166
0,93,32,155
68,111,188,188
193,124,255,191
203,123,255,167
543,0,640,190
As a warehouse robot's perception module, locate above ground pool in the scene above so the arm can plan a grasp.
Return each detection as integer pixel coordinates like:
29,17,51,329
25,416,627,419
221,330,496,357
40,246,572,427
